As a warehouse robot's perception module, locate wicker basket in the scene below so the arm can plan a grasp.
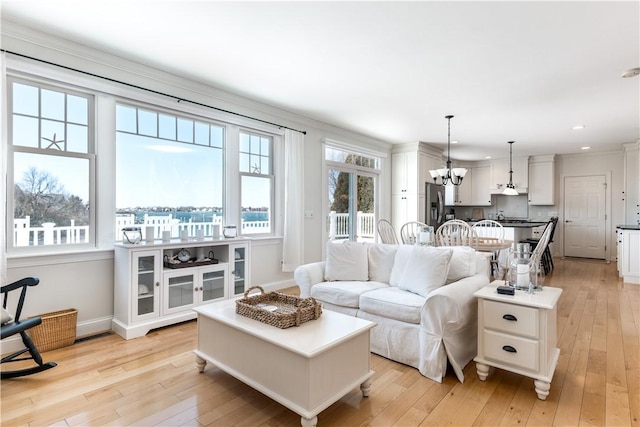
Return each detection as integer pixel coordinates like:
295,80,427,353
236,286,322,328
29,308,78,352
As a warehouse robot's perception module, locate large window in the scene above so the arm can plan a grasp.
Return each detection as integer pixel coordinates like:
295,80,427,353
8,79,94,248
115,104,225,239
325,145,380,242
6,67,281,253
239,131,273,235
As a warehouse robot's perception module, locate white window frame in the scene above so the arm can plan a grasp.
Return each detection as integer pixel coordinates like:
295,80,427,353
322,139,384,250
6,75,96,255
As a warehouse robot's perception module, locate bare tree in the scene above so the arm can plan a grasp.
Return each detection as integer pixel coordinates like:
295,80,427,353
14,167,89,227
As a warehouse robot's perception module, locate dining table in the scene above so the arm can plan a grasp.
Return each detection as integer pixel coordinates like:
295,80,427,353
475,237,513,279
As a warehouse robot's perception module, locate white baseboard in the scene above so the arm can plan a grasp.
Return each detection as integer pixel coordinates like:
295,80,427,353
1,316,114,355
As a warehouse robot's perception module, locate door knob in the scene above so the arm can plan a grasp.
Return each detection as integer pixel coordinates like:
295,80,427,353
565,220,572,223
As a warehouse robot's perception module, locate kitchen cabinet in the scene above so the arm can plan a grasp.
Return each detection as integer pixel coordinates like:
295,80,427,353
490,156,529,194
623,143,640,226
617,228,624,277
528,156,555,205
619,227,640,284
470,165,491,206
445,165,490,206
391,143,442,233
113,238,251,339
474,283,562,400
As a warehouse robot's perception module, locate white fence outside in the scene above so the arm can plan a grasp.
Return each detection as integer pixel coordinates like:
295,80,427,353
13,211,376,246
328,211,376,242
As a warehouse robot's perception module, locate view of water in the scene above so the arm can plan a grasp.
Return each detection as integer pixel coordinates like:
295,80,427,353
133,211,268,223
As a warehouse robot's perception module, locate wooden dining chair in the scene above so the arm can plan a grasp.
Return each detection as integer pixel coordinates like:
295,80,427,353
400,221,428,245
472,219,505,278
435,219,478,249
377,219,399,245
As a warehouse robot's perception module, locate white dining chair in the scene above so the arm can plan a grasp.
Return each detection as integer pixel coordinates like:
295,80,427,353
377,219,400,245
472,219,505,278
400,221,428,245
435,220,478,249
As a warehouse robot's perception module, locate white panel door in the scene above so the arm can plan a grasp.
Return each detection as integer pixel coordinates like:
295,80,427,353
563,175,606,259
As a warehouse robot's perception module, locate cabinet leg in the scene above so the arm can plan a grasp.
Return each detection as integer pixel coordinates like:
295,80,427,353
195,355,206,373
301,416,317,427
534,379,551,400
360,378,372,397
476,362,490,381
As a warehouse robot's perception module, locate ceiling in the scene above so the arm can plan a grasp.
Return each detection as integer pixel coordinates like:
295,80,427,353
1,1,639,161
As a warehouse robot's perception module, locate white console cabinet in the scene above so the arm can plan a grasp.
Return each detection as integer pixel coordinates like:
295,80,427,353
113,238,250,339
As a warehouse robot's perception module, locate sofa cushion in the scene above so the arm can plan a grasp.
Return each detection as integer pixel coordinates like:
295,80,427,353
324,241,369,281
398,246,453,297
367,244,398,283
389,245,414,287
441,246,477,283
310,281,389,308
359,287,425,324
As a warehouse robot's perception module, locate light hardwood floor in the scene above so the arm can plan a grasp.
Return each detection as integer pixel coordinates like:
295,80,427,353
1,258,638,426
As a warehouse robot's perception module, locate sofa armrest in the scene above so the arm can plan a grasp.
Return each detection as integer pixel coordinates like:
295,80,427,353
420,272,489,382
294,261,326,298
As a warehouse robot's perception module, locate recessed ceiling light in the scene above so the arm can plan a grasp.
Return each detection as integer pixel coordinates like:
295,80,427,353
622,67,640,78
581,146,591,150
484,156,491,159
451,140,459,144
572,125,585,130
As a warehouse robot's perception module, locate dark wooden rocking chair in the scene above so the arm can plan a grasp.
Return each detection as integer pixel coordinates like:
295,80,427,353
1,277,57,379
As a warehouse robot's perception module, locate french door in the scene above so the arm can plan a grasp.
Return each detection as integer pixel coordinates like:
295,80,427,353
327,168,376,242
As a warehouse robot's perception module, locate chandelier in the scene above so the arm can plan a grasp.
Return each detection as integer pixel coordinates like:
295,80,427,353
429,115,467,186
503,141,519,195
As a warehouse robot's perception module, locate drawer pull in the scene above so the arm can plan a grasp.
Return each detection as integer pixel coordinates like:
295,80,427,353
503,314,518,321
502,345,517,353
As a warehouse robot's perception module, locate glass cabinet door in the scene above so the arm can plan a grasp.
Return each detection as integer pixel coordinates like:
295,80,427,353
200,265,227,303
133,250,160,321
231,245,248,296
162,270,196,315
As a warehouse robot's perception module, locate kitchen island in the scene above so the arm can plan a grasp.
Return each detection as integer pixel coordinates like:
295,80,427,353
467,220,548,244
616,225,640,284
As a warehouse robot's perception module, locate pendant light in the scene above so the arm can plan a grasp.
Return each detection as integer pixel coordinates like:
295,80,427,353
503,140,519,195
429,115,467,186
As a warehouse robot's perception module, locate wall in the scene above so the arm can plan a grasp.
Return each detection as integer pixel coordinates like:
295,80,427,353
555,151,624,262
1,21,392,340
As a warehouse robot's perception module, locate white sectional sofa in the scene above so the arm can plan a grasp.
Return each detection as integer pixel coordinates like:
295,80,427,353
294,242,491,383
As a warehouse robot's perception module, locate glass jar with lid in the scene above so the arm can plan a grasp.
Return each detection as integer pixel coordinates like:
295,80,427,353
223,225,237,238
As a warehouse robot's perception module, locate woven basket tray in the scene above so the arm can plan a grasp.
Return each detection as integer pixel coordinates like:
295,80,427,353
235,286,322,328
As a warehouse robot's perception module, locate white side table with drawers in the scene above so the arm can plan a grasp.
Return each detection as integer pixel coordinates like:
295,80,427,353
473,281,563,400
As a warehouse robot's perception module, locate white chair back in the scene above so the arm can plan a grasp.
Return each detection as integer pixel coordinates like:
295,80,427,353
472,219,505,240
436,220,478,249
400,221,428,245
377,219,399,245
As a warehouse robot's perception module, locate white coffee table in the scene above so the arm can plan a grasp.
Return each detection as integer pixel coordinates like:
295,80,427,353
193,299,376,427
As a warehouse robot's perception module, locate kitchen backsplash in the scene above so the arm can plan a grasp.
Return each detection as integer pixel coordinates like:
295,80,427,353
455,194,530,219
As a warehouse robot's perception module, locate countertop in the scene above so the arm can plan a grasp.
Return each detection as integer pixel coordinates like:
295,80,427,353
466,220,547,228
616,224,640,230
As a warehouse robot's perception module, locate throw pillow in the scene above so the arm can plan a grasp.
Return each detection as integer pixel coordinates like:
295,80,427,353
441,246,477,283
398,246,453,297
389,245,415,286
324,241,369,281
367,244,398,283
1,306,13,325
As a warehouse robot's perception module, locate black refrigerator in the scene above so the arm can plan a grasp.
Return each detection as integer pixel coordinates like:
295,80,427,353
425,182,445,228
